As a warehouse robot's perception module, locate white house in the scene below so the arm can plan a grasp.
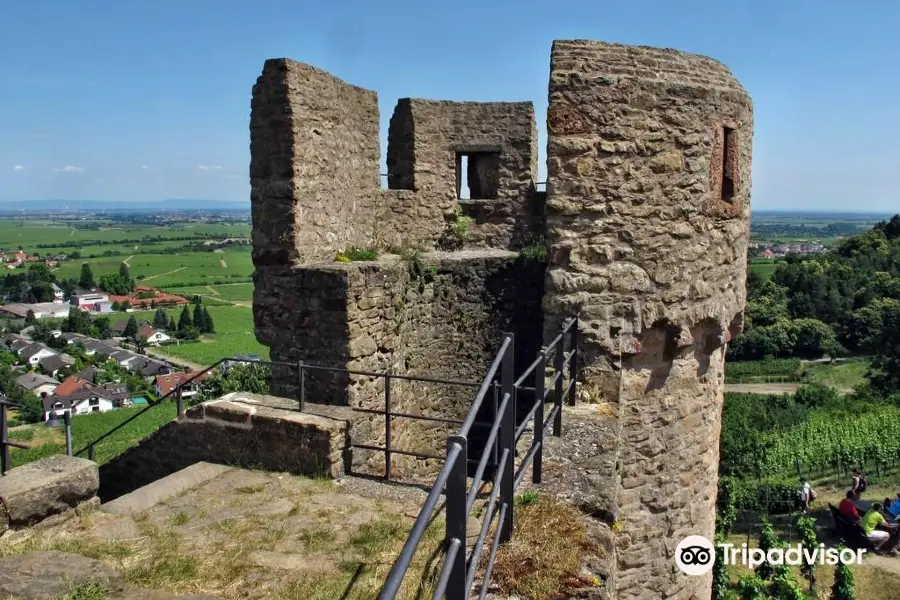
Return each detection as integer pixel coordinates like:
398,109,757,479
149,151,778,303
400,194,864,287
42,391,115,421
137,326,171,346
51,283,65,303
19,343,58,367
15,372,60,397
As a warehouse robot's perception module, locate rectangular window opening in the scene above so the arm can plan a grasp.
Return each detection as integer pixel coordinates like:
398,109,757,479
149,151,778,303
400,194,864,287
456,151,500,200
721,127,736,203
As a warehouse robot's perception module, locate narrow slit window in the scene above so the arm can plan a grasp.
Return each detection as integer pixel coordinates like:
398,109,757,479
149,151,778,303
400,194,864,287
456,151,500,200
721,127,736,202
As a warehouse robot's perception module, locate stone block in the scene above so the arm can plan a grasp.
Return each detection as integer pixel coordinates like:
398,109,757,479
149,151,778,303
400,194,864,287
0,455,98,530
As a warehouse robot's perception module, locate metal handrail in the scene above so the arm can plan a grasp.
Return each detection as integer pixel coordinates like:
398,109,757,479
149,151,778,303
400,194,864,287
377,316,579,600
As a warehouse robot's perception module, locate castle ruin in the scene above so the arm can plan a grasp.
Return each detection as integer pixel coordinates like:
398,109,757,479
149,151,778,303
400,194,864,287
250,39,752,599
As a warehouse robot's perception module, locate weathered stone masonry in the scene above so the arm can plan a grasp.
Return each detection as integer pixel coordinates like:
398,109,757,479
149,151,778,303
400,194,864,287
544,41,752,599
250,39,752,600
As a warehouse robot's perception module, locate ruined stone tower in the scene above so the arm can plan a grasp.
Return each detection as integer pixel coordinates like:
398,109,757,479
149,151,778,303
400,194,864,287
250,39,752,600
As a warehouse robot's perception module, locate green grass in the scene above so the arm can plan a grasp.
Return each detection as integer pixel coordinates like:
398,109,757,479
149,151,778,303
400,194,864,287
803,358,869,389
0,220,249,253
130,304,269,365
162,282,254,303
749,259,780,279
46,247,253,288
9,403,178,469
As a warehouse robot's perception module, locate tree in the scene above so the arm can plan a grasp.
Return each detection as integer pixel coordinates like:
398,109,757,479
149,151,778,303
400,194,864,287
203,307,215,334
831,547,856,600
31,321,54,343
24,310,35,325
94,316,112,340
192,304,207,332
168,316,177,332
194,363,271,405
79,263,94,289
867,303,900,394
18,393,44,424
63,308,92,335
123,316,139,339
153,308,168,330
119,262,131,282
178,305,192,332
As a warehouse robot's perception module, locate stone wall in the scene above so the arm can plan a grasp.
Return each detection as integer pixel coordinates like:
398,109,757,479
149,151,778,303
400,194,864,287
382,100,541,251
543,40,752,599
250,59,381,268
257,250,544,477
98,394,349,502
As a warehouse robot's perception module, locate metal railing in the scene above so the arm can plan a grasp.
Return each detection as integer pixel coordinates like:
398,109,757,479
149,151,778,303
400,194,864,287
1,398,30,475
378,316,579,600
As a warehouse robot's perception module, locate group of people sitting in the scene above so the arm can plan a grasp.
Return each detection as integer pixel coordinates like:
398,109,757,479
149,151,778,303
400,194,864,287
837,469,900,554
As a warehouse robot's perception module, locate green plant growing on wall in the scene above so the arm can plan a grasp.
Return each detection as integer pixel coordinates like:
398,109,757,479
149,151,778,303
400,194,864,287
334,247,378,262
519,235,549,262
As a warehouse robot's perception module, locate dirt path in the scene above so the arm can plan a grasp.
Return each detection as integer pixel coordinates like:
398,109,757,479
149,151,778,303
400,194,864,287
205,285,220,296
144,347,204,371
141,266,186,282
725,383,855,395
725,383,800,395
122,254,134,266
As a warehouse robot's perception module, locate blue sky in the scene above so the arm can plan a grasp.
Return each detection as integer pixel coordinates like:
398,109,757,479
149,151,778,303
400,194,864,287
1,0,897,211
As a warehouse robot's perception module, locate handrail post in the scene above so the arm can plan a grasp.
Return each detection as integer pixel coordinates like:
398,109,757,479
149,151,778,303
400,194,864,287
1,401,8,475
533,349,546,484
297,360,305,412
500,332,515,543
64,410,72,456
88,441,95,461
553,328,565,437
446,435,468,600
176,385,184,418
384,372,392,481
568,317,578,406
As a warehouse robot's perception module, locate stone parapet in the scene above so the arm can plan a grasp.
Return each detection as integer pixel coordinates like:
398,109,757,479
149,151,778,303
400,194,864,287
0,455,99,532
98,393,349,502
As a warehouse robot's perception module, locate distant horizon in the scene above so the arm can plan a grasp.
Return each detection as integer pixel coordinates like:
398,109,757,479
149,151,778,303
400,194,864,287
0,199,893,218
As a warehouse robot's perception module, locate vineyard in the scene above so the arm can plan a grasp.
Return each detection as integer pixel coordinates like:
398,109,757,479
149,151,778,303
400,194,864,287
725,358,802,383
758,405,900,476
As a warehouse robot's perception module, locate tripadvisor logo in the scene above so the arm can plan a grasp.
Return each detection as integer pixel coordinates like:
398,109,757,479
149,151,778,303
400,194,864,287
675,535,866,576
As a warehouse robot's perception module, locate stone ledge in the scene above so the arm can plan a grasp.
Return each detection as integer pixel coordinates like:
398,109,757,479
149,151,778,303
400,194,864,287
0,551,222,599
0,455,99,531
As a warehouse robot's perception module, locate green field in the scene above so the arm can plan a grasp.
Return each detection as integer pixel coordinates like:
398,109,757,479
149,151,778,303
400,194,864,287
49,247,253,288
164,282,254,303
8,402,178,468
0,220,249,253
749,259,779,278
804,358,869,389
131,304,269,365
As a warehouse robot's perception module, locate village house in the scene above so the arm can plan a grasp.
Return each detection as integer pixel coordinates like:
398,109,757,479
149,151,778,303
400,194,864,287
107,286,189,310
38,353,75,378
136,326,171,345
19,342,58,367
43,375,116,420
15,372,60,397
155,371,209,400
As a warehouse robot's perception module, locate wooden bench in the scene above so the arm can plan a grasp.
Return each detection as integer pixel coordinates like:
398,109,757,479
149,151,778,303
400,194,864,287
828,503,875,551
